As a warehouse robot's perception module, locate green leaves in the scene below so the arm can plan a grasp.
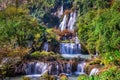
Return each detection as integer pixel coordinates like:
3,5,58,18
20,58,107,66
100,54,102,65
0,6,45,46
77,0,120,54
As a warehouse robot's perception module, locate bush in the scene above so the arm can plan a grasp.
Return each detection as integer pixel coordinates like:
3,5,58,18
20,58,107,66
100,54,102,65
78,65,120,80
30,51,62,60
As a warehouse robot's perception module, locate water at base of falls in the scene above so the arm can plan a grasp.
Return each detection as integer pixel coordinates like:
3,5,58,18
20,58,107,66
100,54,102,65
25,61,86,77
60,43,81,54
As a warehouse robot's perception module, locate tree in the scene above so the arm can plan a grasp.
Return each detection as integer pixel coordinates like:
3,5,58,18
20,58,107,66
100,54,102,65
77,0,120,54
0,6,45,47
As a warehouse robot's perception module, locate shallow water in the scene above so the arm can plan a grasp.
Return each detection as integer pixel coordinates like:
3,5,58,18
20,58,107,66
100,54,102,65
61,54,91,59
9,76,78,80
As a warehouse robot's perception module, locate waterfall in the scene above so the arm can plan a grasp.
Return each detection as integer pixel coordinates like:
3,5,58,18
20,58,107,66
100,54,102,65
67,12,74,31
66,62,72,74
58,5,63,18
73,11,76,24
24,61,87,77
43,42,49,51
75,62,86,75
25,62,48,75
67,11,76,31
59,11,76,32
59,15,67,31
89,68,99,76
60,43,81,54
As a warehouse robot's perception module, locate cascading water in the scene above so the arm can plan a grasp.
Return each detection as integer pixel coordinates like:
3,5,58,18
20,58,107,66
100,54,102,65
89,68,99,76
75,62,86,75
59,14,67,31
67,11,76,31
43,42,49,51
58,5,63,18
24,61,86,76
25,62,48,75
60,43,81,54
59,11,76,32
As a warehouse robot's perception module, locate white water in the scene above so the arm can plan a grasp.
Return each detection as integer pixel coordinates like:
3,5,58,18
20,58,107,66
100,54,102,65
25,62,48,75
58,5,63,17
60,43,81,54
67,11,76,31
89,68,99,76
75,62,86,75
59,11,77,32
59,15,67,31
25,61,87,76
43,42,49,51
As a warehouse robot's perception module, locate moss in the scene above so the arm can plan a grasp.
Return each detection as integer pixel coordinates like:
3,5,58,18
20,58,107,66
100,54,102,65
22,77,31,80
30,51,62,60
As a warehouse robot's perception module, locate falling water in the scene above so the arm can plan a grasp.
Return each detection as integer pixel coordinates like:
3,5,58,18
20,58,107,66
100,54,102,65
24,61,87,78
89,68,99,76
43,42,49,51
58,5,63,18
59,15,67,31
60,43,81,54
68,12,74,31
67,11,76,31
75,62,86,75
25,62,48,75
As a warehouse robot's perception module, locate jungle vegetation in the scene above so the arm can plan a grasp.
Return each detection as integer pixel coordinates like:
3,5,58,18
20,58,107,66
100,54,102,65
0,0,120,80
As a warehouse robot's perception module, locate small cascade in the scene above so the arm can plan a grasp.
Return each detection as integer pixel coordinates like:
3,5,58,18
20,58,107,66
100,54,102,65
25,62,48,75
59,15,67,31
66,62,72,74
75,62,86,75
89,68,99,76
59,11,77,32
43,42,49,51
75,33,80,43
60,43,81,54
58,5,63,18
67,11,76,31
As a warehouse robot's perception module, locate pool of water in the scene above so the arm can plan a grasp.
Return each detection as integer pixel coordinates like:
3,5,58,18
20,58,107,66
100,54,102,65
8,75,79,80
61,54,91,59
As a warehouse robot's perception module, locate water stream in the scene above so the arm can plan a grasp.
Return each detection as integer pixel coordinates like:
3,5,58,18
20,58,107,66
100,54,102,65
25,61,86,76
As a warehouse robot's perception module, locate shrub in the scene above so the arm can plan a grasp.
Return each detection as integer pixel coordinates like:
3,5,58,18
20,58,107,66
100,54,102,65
30,51,62,60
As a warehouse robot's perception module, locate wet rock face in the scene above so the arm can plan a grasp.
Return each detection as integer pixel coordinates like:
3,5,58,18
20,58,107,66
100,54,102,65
23,60,86,76
0,59,86,77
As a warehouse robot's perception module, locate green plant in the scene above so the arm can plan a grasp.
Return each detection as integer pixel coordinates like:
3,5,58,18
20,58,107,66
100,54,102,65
22,77,31,80
30,51,62,60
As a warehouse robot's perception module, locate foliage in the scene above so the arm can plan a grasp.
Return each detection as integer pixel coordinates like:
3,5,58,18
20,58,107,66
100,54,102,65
77,75,89,80
40,72,56,80
30,51,62,60
22,77,31,80
8,47,30,59
28,0,55,20
77,1,120,79
100,51,120,65
77,0,120,54
78,65,120,80
46,28,57,42
0,6,46,46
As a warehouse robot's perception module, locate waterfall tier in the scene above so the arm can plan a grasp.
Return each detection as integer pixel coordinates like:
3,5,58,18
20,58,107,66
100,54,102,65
60,43,81,54
59,9,76,32
25,61,86,76
43,42,49,51
25,62,48,75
